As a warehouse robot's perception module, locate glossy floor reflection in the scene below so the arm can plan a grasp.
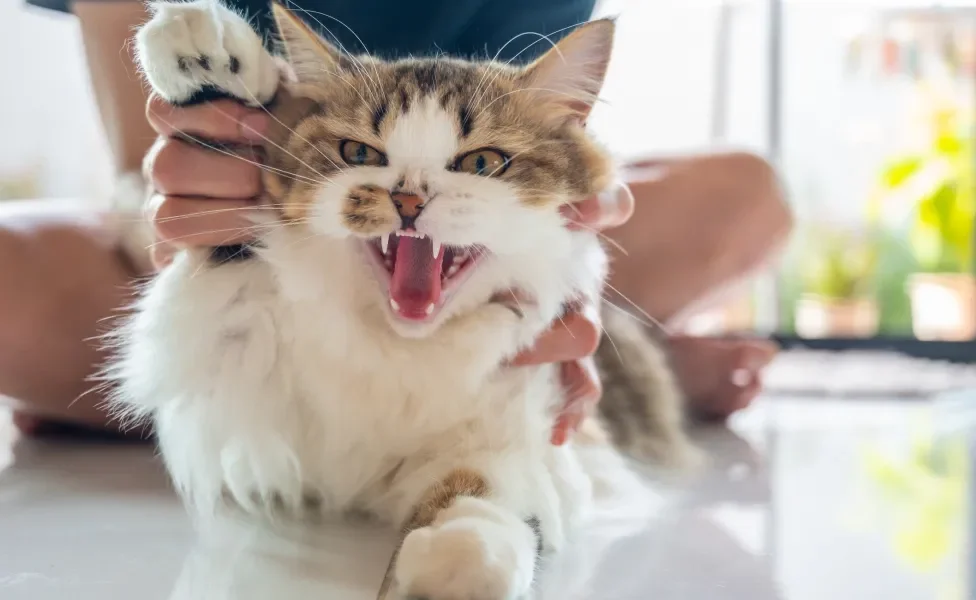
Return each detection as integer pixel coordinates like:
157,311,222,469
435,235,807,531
0,392,972,600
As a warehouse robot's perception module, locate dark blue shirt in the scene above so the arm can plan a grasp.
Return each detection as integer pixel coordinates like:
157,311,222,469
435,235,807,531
27,0,596,62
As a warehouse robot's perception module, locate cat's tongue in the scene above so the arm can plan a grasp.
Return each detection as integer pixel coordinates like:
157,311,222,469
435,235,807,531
390,235,444,320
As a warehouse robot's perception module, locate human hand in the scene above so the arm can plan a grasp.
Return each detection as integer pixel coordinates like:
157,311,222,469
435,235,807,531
143,93,270,269
508,183,635,445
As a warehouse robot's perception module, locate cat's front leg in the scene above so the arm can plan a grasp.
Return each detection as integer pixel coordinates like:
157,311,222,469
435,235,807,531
378,469,540,600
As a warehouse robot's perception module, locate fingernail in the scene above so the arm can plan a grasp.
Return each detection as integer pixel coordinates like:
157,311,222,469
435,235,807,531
239,114,268,142
594,181,631,226
731,368,752,387
561,198,597,231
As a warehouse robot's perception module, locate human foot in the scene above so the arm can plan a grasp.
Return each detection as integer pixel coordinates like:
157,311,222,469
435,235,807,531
668,336,778,420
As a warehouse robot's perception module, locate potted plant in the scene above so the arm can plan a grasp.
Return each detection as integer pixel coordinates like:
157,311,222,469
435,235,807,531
875,101,975,340
794,227,880,338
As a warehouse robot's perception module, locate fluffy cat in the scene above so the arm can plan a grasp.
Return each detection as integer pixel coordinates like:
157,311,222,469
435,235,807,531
112,2,696,598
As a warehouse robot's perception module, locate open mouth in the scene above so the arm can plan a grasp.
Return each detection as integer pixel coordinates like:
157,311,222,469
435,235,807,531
365,231,482,321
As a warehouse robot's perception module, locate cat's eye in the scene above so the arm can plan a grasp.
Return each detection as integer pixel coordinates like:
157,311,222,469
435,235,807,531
339,140,388,167
454,148,510,177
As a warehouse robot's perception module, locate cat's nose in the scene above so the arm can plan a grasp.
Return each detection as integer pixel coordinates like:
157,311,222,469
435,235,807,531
391,192,426,230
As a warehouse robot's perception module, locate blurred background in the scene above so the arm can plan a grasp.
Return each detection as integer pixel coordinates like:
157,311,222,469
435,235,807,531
2,0,975,359
586,0,976,361
0,3,973,599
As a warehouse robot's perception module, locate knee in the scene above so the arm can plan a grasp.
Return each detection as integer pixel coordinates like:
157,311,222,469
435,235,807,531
715,152,794,274
0,219,131,353
0,227,46,340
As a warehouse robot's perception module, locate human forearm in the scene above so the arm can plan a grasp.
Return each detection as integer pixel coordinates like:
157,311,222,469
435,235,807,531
75,2,155,174
607,152,793,324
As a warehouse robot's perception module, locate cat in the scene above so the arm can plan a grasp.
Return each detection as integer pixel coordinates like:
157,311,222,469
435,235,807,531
111,2,697,599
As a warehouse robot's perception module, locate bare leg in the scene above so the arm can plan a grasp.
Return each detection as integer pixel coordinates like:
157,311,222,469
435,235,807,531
0,201,138,433
607,154,792,416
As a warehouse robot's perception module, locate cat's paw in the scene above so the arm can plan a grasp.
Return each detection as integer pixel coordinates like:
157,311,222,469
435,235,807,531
395,499,537,600
136,0,280,106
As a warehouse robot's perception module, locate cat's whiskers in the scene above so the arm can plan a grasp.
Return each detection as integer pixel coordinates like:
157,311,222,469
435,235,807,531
471,25,583,106
144,220,281,251
292,8,383,102
308,65,375,113
585,296,625,364
475,88,601,121
599,284,672,336
559,218,629,257
148,110,326,186
203,101,341,183
231,75,345,173
471,31,566,107
177,133,322,186
138,205,287,226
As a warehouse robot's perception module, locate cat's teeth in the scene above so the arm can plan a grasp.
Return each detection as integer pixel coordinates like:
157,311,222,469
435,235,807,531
446,265,459,277
390,298,400,311
425,303,435,315
431,239,441,258
380,234,390,255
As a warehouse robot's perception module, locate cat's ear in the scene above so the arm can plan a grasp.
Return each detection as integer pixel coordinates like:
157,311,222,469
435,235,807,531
271,3,343,83
518,19,615,123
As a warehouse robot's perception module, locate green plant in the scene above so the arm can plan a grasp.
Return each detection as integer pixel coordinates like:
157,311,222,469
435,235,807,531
875,102,974,274
0,167,41,201
800,227,879,301
861,432,968,575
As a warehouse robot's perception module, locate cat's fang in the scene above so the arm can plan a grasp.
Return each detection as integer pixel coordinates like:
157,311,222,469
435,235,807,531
431,239,441,258
425,303,435,315
381,234,390,255
390,298,400,311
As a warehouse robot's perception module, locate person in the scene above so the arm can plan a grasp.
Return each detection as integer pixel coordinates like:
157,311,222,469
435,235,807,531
4,0,791,440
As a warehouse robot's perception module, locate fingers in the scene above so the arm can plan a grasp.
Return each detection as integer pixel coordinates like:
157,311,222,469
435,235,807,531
146,93,269,143
143,94,269,269
561,181,635,231
510,303,601,366
146,137,263,198
551,358,602,446
148,195,259,249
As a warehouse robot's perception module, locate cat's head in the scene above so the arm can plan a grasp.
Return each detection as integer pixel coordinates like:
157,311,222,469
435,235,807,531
264,5,615,336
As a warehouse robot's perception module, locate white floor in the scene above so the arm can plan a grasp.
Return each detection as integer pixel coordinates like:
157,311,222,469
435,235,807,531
0,392,972,600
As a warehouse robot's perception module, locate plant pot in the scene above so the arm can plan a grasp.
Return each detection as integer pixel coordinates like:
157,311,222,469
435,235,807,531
794,295,879,338
907,273,976,341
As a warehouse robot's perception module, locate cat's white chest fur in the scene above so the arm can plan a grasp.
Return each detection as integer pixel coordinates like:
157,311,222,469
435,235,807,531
119,231,586,526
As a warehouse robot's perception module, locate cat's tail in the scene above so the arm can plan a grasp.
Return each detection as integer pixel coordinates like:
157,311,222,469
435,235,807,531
590,305,701,469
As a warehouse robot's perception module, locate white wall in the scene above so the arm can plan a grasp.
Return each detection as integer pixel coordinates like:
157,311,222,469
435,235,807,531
0,0,113,202
591,0,769,156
